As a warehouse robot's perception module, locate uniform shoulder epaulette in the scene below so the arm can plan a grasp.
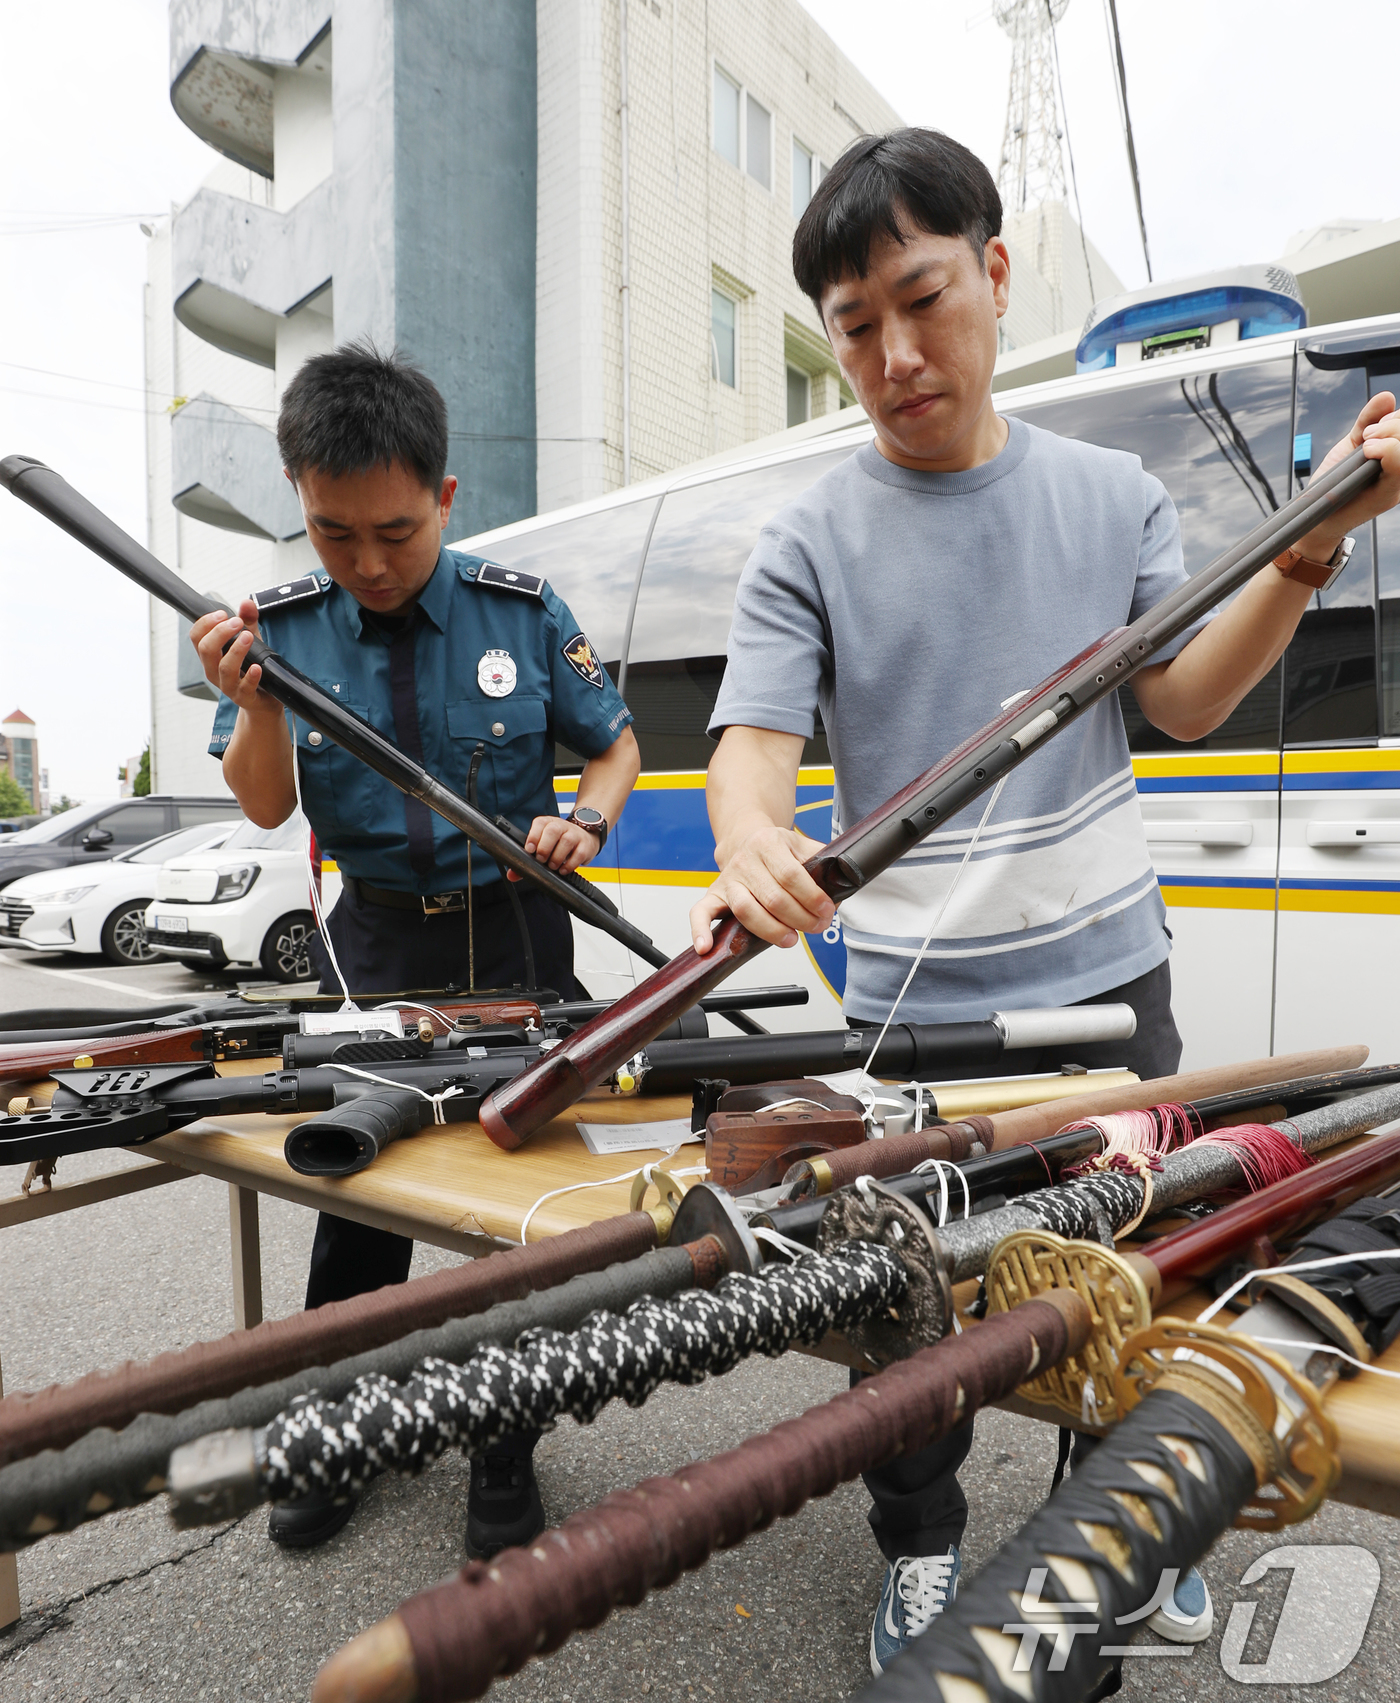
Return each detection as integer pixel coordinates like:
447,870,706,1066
473,560,546,599
251,572,334,613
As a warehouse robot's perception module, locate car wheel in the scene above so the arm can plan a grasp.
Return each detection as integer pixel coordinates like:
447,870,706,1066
101,902,159,966
260,912,318,983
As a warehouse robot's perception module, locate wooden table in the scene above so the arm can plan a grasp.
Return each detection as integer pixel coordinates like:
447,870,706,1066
4,1061,1398,1631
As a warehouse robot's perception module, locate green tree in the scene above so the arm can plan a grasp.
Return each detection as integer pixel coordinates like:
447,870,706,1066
50,794,76,815
0,771,34,816
133,742,151,797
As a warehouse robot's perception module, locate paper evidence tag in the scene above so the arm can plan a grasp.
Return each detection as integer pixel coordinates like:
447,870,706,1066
299,1010,406,1038
575,1118,697,1156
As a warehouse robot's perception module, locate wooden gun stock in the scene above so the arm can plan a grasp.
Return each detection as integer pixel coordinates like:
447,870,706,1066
0,1027,205,1093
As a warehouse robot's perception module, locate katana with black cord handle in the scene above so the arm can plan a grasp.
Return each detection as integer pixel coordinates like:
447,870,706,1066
308,1292,1091,1703
478,445,1382,1149
0,454,668,968
860,1320,1340,1703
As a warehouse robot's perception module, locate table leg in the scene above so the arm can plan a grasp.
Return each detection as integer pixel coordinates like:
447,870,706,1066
0,1354,18,1629
229,1184,263,1330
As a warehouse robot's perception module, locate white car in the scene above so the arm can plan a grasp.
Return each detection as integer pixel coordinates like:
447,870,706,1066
144,812,341,983
0,821,234,965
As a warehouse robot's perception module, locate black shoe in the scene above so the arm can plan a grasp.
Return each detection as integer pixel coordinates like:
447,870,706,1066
267,1489,358,1549
465,1453,545,1561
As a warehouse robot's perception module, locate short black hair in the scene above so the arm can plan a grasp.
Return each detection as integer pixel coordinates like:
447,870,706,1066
277,340,449,491
793,129,1002,314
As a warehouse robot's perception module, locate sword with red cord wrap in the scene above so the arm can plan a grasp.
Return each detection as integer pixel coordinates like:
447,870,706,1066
475,444,1381,1149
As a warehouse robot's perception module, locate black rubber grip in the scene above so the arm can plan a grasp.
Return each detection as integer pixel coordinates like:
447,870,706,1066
861,1387,1258,1702
283,1087,426,1176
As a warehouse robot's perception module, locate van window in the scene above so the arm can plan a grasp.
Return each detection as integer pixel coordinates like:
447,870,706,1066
1288,360,1377,744
624,448,856,768
88,803,169,847
458,497,660,671
1010,358,1295,751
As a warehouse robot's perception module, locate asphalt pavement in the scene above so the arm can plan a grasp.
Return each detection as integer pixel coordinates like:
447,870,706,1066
1,943,1397,1703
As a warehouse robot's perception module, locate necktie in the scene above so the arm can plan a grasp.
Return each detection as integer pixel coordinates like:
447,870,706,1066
387,610,437,886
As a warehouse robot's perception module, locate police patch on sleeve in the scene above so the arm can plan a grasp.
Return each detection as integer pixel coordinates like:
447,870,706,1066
562,632,604,688
478,649,518,698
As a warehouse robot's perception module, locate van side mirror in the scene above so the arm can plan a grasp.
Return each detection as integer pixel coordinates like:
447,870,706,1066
81,827,114,850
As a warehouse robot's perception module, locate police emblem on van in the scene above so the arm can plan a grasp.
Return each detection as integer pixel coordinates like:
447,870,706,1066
562,632,604,688
477,649,517,698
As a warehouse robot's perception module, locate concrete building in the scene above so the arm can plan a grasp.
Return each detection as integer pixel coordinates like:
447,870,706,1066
145,0,909,792
145,0,1123,792
0,711,41,815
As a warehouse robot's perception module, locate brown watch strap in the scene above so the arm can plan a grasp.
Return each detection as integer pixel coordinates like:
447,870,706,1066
1273,545,1338,590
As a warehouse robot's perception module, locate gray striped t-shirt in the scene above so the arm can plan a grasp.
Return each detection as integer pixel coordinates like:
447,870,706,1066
709,417,1207,1024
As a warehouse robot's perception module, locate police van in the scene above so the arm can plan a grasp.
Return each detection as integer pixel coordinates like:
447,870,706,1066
450,277,1400,1071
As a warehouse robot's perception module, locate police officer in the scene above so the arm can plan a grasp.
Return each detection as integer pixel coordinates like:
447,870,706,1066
191,342,640,1557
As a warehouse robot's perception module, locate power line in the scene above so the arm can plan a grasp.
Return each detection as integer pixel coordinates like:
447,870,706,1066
1044,0,1096,304
1103,0,1152,280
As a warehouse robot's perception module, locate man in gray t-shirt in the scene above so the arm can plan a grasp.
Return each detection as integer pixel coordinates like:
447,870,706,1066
690,129,1400,1676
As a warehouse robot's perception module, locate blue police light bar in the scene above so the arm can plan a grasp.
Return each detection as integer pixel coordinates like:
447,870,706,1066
1076,264,1306,374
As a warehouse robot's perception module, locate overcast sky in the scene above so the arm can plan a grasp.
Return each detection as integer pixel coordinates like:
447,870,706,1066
3,0,1399,804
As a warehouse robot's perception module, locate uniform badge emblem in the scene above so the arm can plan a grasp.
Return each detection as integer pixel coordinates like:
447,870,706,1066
562,632,604,688
477,649,517,698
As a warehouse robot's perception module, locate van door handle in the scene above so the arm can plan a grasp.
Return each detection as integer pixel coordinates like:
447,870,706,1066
1144,823,1253,847
1306,820,1400,846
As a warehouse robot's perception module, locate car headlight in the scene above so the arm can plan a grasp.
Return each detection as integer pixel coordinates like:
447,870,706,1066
212,862,260,902
31,885,97,904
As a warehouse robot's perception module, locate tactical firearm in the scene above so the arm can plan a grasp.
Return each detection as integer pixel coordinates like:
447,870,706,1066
0,455,669,970
0,1053,549,1177
474,445,1383,1148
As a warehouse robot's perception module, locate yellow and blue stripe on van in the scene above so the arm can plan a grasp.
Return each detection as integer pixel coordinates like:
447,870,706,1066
556,754,1400,925
1136,750,1400,916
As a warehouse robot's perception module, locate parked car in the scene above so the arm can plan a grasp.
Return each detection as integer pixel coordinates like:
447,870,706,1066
0,795,241,892
144,812,340,982
451,303,1400,1068
0,821,234,964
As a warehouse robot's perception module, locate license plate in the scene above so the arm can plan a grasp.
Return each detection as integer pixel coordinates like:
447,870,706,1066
157,915,189,934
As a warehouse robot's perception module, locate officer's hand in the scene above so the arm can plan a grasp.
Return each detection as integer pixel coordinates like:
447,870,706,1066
190,600,279,716
688,824,833,954
507,814,599,879
1301,393,1400,542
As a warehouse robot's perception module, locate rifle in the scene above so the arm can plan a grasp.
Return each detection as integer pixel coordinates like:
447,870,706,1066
0,1053,548,1178
0,456,670,974
475,445,1383,1148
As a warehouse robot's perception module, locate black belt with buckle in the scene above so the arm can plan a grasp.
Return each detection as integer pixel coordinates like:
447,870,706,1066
352,878,467,916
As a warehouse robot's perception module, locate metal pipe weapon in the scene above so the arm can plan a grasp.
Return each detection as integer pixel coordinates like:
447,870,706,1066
0,455,668,969
476,445,1382,1148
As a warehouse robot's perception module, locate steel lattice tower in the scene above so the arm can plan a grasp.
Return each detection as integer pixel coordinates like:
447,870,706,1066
995,0,1069,214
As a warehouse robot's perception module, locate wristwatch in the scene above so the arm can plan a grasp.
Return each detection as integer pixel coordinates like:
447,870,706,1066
1273,534,1355,592
567,806,608,850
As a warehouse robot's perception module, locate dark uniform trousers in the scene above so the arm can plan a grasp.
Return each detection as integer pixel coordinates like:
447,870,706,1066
306,882,579,1285
849,956,1184,1563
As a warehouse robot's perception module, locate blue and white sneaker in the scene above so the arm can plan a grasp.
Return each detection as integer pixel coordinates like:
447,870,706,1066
1146,1566,1213,1643
870,1548,961,1676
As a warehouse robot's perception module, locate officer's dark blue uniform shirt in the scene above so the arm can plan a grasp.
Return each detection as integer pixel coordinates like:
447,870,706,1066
209,548,633,894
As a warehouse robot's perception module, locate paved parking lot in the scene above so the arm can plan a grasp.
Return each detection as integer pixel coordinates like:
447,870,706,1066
1,945,1397,1702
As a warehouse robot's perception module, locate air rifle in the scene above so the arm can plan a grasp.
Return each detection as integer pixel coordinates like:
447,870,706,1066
0,455,670,973
476,444,1383,1148
0,1053,547,1177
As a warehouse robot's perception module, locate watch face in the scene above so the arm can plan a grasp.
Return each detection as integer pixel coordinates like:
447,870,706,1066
571,808,604,828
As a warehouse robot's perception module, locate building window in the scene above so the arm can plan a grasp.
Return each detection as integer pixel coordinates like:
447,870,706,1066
786,365,810,428
711,290,737,387
792,141,823,218
712,64,772,192
713,66,740,168
745,94,772,190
